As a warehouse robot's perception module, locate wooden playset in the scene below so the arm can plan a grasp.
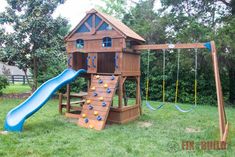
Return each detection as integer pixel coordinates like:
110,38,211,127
59,9,228,141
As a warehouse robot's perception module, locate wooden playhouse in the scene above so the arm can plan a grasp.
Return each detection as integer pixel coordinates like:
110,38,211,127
59,9,145,130
57,9,228,142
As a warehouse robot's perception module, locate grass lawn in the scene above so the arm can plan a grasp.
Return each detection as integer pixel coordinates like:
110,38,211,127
2,84,31,94
0,98,234,157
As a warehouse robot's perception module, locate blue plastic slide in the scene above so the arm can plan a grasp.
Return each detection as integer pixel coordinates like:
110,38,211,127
4,68,86,132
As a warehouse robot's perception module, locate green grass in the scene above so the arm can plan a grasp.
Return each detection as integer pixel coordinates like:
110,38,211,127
0,98,234,157
2,84,31,94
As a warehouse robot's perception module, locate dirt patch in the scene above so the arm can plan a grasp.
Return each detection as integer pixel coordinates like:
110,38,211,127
0,131,9,135
138,121,153,128
65,118,78,123
0,93,31,99
185,127,201,133
0,93,60,99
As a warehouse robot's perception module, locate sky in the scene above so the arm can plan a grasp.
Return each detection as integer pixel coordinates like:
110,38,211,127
0,0,161,29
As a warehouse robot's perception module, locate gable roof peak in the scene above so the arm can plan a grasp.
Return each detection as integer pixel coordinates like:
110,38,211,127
65,8,145,42
86,8,98,14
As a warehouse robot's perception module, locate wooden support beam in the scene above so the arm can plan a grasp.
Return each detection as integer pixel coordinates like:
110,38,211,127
136,76,142,115
123,83,128,106
222,122,229,142
118,76,123,108
91,14,96,34
84,22,92,31
211,41,227,141
58,93,63,114
95,20,104,31
122,77,127,85
133,43,206,51
66,84,71,113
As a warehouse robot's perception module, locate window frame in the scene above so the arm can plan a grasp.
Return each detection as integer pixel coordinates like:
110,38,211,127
102,37,112,48
76,39,84,49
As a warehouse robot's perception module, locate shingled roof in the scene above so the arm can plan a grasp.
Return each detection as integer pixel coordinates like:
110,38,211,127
65,9,145,42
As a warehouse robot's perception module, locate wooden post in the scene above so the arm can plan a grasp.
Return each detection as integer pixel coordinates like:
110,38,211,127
12,75,14,84
59,93,63,114
123,83,128,106
211,41,227,141
136,76,142,115
66,84,71,113
118,76,123,108
23,76,25,84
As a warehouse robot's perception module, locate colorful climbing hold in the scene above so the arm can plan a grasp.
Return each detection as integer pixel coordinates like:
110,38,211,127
97,116,102,121
95,75,100,79
102,102,106,107
88,105,93,110
84,118,89,123
106,88,111,94
111,75,115,80
93,92,98,97
86,100,91,104
94,111,98,116
99,97,104,101
82,113,86,118
98,79,103,84
103,83,108,88
91,86,96,91
89,124,94,129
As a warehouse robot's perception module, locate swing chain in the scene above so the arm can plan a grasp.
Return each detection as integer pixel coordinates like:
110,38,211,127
146,49,150,102
162,49,166,103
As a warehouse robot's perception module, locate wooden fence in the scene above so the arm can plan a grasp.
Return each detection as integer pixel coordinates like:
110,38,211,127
6,75,33,84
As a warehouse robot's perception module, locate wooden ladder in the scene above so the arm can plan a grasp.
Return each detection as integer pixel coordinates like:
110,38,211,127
78,75,118,130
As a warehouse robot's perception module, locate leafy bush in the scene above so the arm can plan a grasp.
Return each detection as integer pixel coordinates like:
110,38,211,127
0,75,9,94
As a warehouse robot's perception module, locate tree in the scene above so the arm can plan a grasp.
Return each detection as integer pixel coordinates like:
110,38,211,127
161,0,235,105
0,0,69,90
0,75,9,95
99,0,128,19
100,0,235,105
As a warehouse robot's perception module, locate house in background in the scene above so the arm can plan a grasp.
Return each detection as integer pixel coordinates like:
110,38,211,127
0,62,31,84
0,62,29,75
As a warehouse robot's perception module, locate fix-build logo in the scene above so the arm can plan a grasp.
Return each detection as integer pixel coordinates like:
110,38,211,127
182,141,227,150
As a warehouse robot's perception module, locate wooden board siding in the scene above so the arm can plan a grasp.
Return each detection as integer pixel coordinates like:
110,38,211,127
108,105,140,124
70,52,88,70
87,53,97,73
97,53,115,73
66,38,123,53
68,30,123,41
114,52,122,74
121,53,140,76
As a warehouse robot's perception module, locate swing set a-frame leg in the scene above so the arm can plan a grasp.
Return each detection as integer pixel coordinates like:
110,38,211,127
211,41,229,142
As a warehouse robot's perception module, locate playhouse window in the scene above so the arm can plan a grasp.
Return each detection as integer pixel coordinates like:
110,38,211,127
76,39,84,48
102,37,112,47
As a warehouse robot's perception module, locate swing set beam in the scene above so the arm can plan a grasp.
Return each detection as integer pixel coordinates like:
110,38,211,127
133,43,207,50
134,41,229,142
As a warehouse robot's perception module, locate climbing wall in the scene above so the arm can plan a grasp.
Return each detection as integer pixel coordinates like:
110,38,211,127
78,75,119,130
